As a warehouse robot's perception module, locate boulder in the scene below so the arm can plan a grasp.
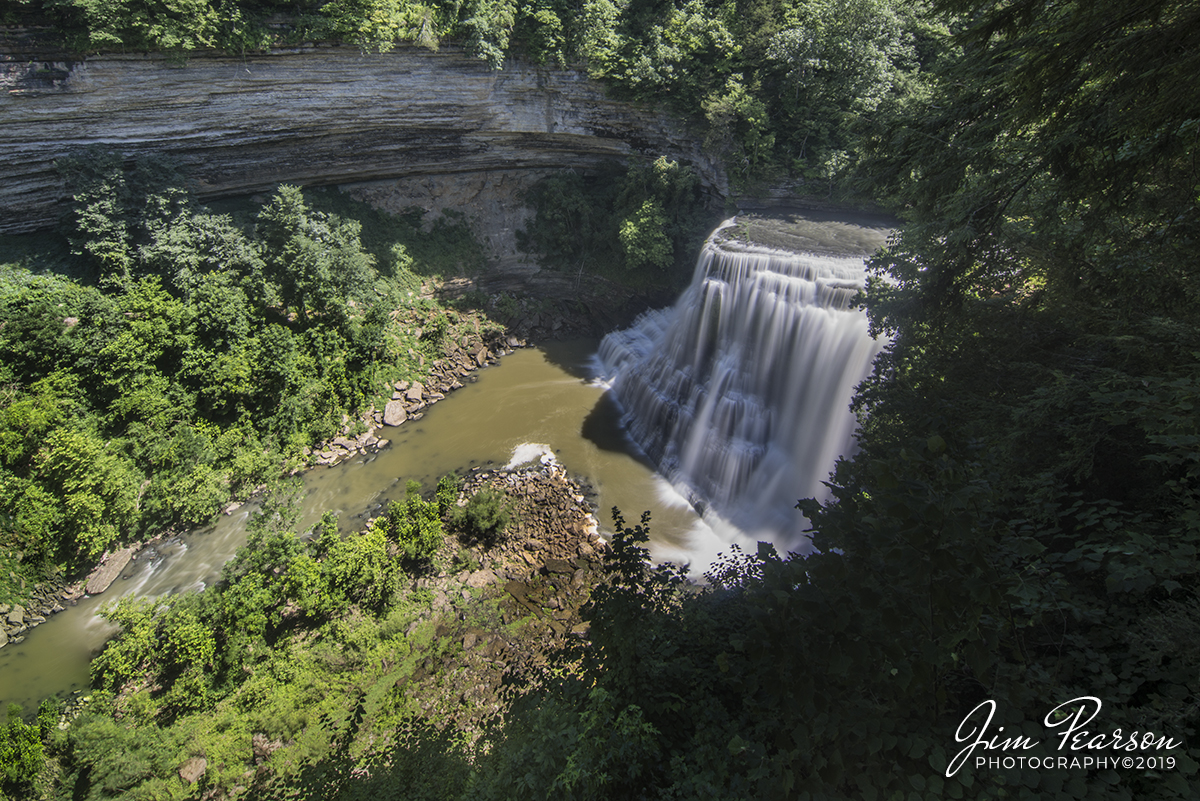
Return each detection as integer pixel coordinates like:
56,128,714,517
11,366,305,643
466,568,496,588
252,733,283,764
406,381,425,402
0,629,7,648
544,558,573,575
6,604,24,627
84,548,134,595
383,400,408,426
179,757,207,784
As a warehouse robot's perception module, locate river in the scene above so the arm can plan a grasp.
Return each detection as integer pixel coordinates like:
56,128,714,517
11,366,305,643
0,340,705,712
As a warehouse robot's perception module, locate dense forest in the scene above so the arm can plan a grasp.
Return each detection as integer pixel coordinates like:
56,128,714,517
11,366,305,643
2,0,1200,798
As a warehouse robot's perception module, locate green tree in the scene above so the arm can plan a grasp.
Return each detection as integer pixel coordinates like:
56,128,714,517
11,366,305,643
0,704,44,792
91,596,160,693
324,521,398,611
452,485,511,543
321,0,441,52
461,0,517,67
387,480,444,563
35,428,141,561
618,198,672,273
0,376,65,468
138,199,265,300
97,276,194,429
53,0,221,52
765,0,914,174
256,185,378,324
514,0,567,65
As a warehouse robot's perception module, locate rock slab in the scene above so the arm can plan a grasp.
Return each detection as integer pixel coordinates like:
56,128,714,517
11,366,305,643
179,757,206,784
85,548,134,595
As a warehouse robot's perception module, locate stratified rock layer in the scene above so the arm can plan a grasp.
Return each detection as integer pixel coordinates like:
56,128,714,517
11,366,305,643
0,45,723,266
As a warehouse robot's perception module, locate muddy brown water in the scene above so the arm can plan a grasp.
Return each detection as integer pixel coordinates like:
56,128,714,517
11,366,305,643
0,340,706,712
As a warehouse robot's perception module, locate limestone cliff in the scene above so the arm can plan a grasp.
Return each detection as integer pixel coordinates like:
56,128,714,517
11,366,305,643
0,45,724,270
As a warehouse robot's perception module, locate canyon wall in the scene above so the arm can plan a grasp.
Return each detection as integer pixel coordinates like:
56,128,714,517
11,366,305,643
0,45,725,271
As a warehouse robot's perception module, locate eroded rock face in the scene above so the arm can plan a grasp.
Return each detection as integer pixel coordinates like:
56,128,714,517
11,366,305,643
0,46,724,269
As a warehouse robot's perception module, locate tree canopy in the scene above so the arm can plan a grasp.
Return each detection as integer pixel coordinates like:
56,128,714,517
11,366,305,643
0,152,485,585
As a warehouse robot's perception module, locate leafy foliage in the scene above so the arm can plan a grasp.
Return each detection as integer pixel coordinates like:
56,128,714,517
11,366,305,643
387,480,445,564
0,152,481,588
0,704,44,793
39,470,483,798
471,687,660,799
518,157,716,286
450,485,511,543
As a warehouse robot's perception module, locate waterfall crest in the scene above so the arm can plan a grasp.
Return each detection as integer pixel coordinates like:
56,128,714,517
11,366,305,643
597,218,885,558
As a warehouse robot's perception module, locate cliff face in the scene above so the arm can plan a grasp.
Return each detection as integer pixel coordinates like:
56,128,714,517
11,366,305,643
0,46,723,270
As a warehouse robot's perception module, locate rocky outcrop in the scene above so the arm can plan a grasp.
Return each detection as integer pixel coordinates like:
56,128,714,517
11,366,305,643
440,270,676,340
83,547,134,595
179,757,207,784
0,578,74,648
369,460,607,731
0,45,724,269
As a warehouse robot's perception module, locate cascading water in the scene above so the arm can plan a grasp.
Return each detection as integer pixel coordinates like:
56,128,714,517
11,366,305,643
597,217,887,561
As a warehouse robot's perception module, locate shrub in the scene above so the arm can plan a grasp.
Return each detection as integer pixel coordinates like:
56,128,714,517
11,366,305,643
436,471,461,516
388,480,443,563
0,703,45,791
453,486,511,543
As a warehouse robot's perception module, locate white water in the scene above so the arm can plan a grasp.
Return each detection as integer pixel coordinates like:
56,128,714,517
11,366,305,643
597,219,886,562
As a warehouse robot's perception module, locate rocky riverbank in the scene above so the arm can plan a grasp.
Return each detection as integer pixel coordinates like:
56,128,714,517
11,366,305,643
0,293,612,654
55,458,618,796
359,460,608,738
0,534,176,650
0,578,76,650
303,308,518,467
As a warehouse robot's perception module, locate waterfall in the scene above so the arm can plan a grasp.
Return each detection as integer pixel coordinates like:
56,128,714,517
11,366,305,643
596,218,885,559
